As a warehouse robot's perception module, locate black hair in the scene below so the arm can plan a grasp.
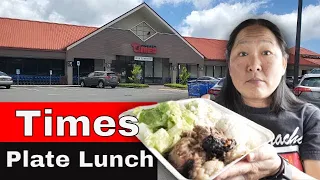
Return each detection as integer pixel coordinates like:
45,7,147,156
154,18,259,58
215,18,304,115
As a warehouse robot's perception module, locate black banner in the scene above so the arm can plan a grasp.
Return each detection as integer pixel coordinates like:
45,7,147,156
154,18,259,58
0,142,157,179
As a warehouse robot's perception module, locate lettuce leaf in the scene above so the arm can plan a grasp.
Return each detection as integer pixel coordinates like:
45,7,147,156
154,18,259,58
134,101,200,154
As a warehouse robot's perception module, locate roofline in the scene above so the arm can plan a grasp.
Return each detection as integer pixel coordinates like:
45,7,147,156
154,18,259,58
66,3,146,51
66,2,204,59
0,46,66,53
289,46,320,55
0,17,98,29
142,3,204,59
184,36,228,42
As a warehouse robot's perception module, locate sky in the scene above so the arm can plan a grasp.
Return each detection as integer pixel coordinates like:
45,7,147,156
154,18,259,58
1,0,320,53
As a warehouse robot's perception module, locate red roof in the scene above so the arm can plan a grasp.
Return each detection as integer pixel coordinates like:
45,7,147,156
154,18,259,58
184,36,227,61
0,17,98,51
288,47,320,66
0,17,319,67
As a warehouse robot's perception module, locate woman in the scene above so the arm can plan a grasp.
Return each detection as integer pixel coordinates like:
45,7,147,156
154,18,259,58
203,18,320,179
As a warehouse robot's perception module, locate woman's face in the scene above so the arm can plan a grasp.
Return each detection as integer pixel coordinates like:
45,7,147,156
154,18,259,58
229,25,287,103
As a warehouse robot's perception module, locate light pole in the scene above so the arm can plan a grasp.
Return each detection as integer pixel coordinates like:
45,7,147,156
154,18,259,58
293,0,303,87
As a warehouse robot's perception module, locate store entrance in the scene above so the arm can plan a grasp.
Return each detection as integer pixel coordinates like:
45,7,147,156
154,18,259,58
111,55,169,84
112,56,145,83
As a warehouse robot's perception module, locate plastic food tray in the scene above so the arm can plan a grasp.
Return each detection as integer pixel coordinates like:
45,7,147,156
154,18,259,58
119,98,275,180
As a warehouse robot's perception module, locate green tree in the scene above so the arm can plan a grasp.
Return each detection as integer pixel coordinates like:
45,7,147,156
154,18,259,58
128,64,142,84
179,66,190,85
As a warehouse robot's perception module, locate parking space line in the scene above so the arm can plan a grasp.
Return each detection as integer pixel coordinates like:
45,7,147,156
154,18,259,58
22,88,40,91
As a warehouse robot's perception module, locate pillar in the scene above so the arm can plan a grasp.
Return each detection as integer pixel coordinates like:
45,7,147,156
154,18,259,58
170,63,177,83
105,59,112,71
65,59,73,85
198,64,204,77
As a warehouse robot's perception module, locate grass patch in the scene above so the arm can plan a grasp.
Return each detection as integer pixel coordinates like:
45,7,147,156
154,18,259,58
164,83,187,89
118,83,149,88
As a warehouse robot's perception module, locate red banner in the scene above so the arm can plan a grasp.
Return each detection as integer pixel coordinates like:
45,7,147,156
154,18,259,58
0,102,156,142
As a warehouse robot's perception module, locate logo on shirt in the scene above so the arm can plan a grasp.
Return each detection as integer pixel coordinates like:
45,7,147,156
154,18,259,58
270,127,303,146
270,127,304,171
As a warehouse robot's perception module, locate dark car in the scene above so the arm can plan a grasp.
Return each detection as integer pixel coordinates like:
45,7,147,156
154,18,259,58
208,77,225,100
293,74,320,107
80,71,119,88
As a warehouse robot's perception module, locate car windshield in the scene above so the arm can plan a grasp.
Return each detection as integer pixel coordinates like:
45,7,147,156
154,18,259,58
311,69,320,74
0,71,8,76
301,77,320,87
107,73,116,76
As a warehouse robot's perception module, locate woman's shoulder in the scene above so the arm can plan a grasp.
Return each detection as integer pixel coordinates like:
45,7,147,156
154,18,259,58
299,102,319,115
291,102,320,123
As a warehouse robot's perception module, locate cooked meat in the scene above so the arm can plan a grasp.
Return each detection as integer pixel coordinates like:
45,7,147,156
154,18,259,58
168,125,236,180
202,134,236,161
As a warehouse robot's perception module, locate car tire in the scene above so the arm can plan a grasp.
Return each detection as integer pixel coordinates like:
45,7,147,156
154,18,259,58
111,85,116,88
5,85,10,89
80,81,85,87
98,81,105,88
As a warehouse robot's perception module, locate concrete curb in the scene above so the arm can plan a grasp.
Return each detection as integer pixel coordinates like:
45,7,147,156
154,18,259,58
12,85,80,87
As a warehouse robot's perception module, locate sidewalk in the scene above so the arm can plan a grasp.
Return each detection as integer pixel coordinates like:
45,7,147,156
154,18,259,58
12,85,80,87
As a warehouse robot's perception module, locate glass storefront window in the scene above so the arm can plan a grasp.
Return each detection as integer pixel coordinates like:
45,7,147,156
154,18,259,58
214,66,222,78
154,58,162,77
205,66,214,77
190,65,197,78
145,61,153,78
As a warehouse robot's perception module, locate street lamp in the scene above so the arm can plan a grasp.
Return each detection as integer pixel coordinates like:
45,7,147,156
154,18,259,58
293,0,303,87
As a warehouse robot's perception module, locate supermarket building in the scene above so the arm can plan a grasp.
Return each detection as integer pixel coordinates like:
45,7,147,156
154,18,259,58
0,2,319,85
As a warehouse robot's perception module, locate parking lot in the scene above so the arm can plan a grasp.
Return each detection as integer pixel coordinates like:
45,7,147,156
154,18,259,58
0,85,188,102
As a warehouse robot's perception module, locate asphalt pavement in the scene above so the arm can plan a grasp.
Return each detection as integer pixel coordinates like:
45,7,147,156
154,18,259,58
0,85,188,102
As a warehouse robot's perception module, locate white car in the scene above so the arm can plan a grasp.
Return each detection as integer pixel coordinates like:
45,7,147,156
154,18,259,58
0,71,13,89
293,74,320,107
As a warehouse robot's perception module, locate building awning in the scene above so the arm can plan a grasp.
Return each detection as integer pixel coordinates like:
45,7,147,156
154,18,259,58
288,47,320,67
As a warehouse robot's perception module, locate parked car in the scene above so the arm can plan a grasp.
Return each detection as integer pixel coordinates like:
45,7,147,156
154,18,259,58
0,71,13,89
80,71,119,88
293,74,320,107
310,68,320,74
207,77,225,100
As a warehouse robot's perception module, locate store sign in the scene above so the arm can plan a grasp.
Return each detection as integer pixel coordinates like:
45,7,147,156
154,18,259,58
301,54,320,59
131,43,157,54
134,56,153,62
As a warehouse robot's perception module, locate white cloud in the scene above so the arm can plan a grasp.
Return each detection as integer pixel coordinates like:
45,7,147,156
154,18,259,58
150,0,215,10
178,1,320,47
0,0,143,27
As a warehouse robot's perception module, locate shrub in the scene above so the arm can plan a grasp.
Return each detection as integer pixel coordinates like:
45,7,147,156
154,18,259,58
179,66,190,85
118,83,149,88
128,65,142,84
164,83,187,89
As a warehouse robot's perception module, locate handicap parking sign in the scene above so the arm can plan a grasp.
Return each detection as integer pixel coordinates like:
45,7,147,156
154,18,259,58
16,69,20,75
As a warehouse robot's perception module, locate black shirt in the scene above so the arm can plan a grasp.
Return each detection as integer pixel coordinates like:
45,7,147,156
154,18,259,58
239,103,320,171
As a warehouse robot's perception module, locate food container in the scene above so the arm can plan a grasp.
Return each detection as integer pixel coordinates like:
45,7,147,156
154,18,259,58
119,98,275,180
